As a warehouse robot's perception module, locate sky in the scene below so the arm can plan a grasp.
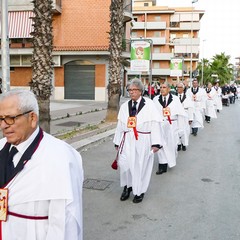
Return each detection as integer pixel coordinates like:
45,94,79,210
156,0,240,64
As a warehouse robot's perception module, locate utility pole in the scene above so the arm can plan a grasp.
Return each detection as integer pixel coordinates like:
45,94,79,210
201,39,206,87
1,0,11,92
190,0,198,87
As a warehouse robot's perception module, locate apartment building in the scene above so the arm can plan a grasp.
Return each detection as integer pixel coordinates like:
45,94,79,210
130,0,204,86
0,0,132,100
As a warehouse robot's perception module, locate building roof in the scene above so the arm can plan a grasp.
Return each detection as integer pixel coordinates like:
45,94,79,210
53,46,109,51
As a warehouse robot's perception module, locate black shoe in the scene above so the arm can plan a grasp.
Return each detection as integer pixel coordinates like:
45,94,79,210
193,132,197,136
156,164,167,175
217,109,220,113
177,144,182,151
182,145,186,151
133,193,144,203
120,186,132,201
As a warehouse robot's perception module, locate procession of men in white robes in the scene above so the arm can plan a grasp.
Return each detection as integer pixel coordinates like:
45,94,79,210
113,78,229,203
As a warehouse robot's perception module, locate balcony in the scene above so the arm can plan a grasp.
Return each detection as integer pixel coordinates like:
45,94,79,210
146,22,166,30
179,22,200,31
132,22,145,29
151,37,166,45
123,0,132,23
8,0,62,14
152,53,174,61
171,38,200,46
152,69,171,76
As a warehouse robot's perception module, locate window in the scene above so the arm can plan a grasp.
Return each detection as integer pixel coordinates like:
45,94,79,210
154,31,160,37
153,62,160,69
131,32,138,38
10,55,21,66
22,55,32,66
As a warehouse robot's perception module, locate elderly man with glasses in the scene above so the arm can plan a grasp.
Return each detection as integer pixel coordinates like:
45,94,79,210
0,89,83,240
113,78,163,203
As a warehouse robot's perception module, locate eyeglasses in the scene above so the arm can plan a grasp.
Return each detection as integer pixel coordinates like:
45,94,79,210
0,110,32,125
127,89,140,92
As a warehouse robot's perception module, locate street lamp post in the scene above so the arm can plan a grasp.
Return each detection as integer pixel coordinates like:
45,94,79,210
201,39,206,87
190,0,198,87
1,0,11,92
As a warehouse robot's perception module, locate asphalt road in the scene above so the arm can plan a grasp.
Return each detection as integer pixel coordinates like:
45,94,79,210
80,100,240,240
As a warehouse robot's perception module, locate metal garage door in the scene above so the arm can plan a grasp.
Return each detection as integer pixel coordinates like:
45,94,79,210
64,62,95,99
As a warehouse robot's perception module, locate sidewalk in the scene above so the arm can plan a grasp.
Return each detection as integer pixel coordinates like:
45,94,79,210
50,97,128,149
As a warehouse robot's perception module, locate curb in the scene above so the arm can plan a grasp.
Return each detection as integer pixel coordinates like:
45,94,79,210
71,128,115,151
51,107,107,121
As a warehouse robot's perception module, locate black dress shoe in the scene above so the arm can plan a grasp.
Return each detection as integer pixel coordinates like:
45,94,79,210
182,145,186,151
133,193,144,203
156,168,167,175
120,186,132,201
177,144,182,151
156,163,167,175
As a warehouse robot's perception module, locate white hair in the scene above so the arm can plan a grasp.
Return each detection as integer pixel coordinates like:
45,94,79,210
0,89,39,116
127,78,144,93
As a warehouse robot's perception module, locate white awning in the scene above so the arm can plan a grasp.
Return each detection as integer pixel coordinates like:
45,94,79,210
0,11,34,38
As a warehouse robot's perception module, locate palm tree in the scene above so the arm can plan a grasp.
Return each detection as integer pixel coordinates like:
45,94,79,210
29,0,54,133
105,0,125,122
198,53,234,86
211,53,234,85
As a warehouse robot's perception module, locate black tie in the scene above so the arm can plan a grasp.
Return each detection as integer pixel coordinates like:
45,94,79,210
6,146,18,180
163,97,166,107
179,94,182,101
131,101,137,116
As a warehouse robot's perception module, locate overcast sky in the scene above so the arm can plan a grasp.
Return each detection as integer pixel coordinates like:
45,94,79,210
156,0,240,64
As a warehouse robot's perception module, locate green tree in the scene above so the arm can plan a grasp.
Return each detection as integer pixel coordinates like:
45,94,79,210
29,0,54,133
106,0,124,122
210,53,234,85
197,52,234,86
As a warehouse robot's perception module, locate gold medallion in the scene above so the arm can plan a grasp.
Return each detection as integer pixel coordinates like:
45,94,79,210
0,188,9,221
127,117,137,128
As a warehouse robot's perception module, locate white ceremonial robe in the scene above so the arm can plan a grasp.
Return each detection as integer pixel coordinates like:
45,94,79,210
113,97,163,196
179,95,194,146
205,88,217,118
153,95,187,168
186,87,207,129
214,86,223,111
0,132,83,240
